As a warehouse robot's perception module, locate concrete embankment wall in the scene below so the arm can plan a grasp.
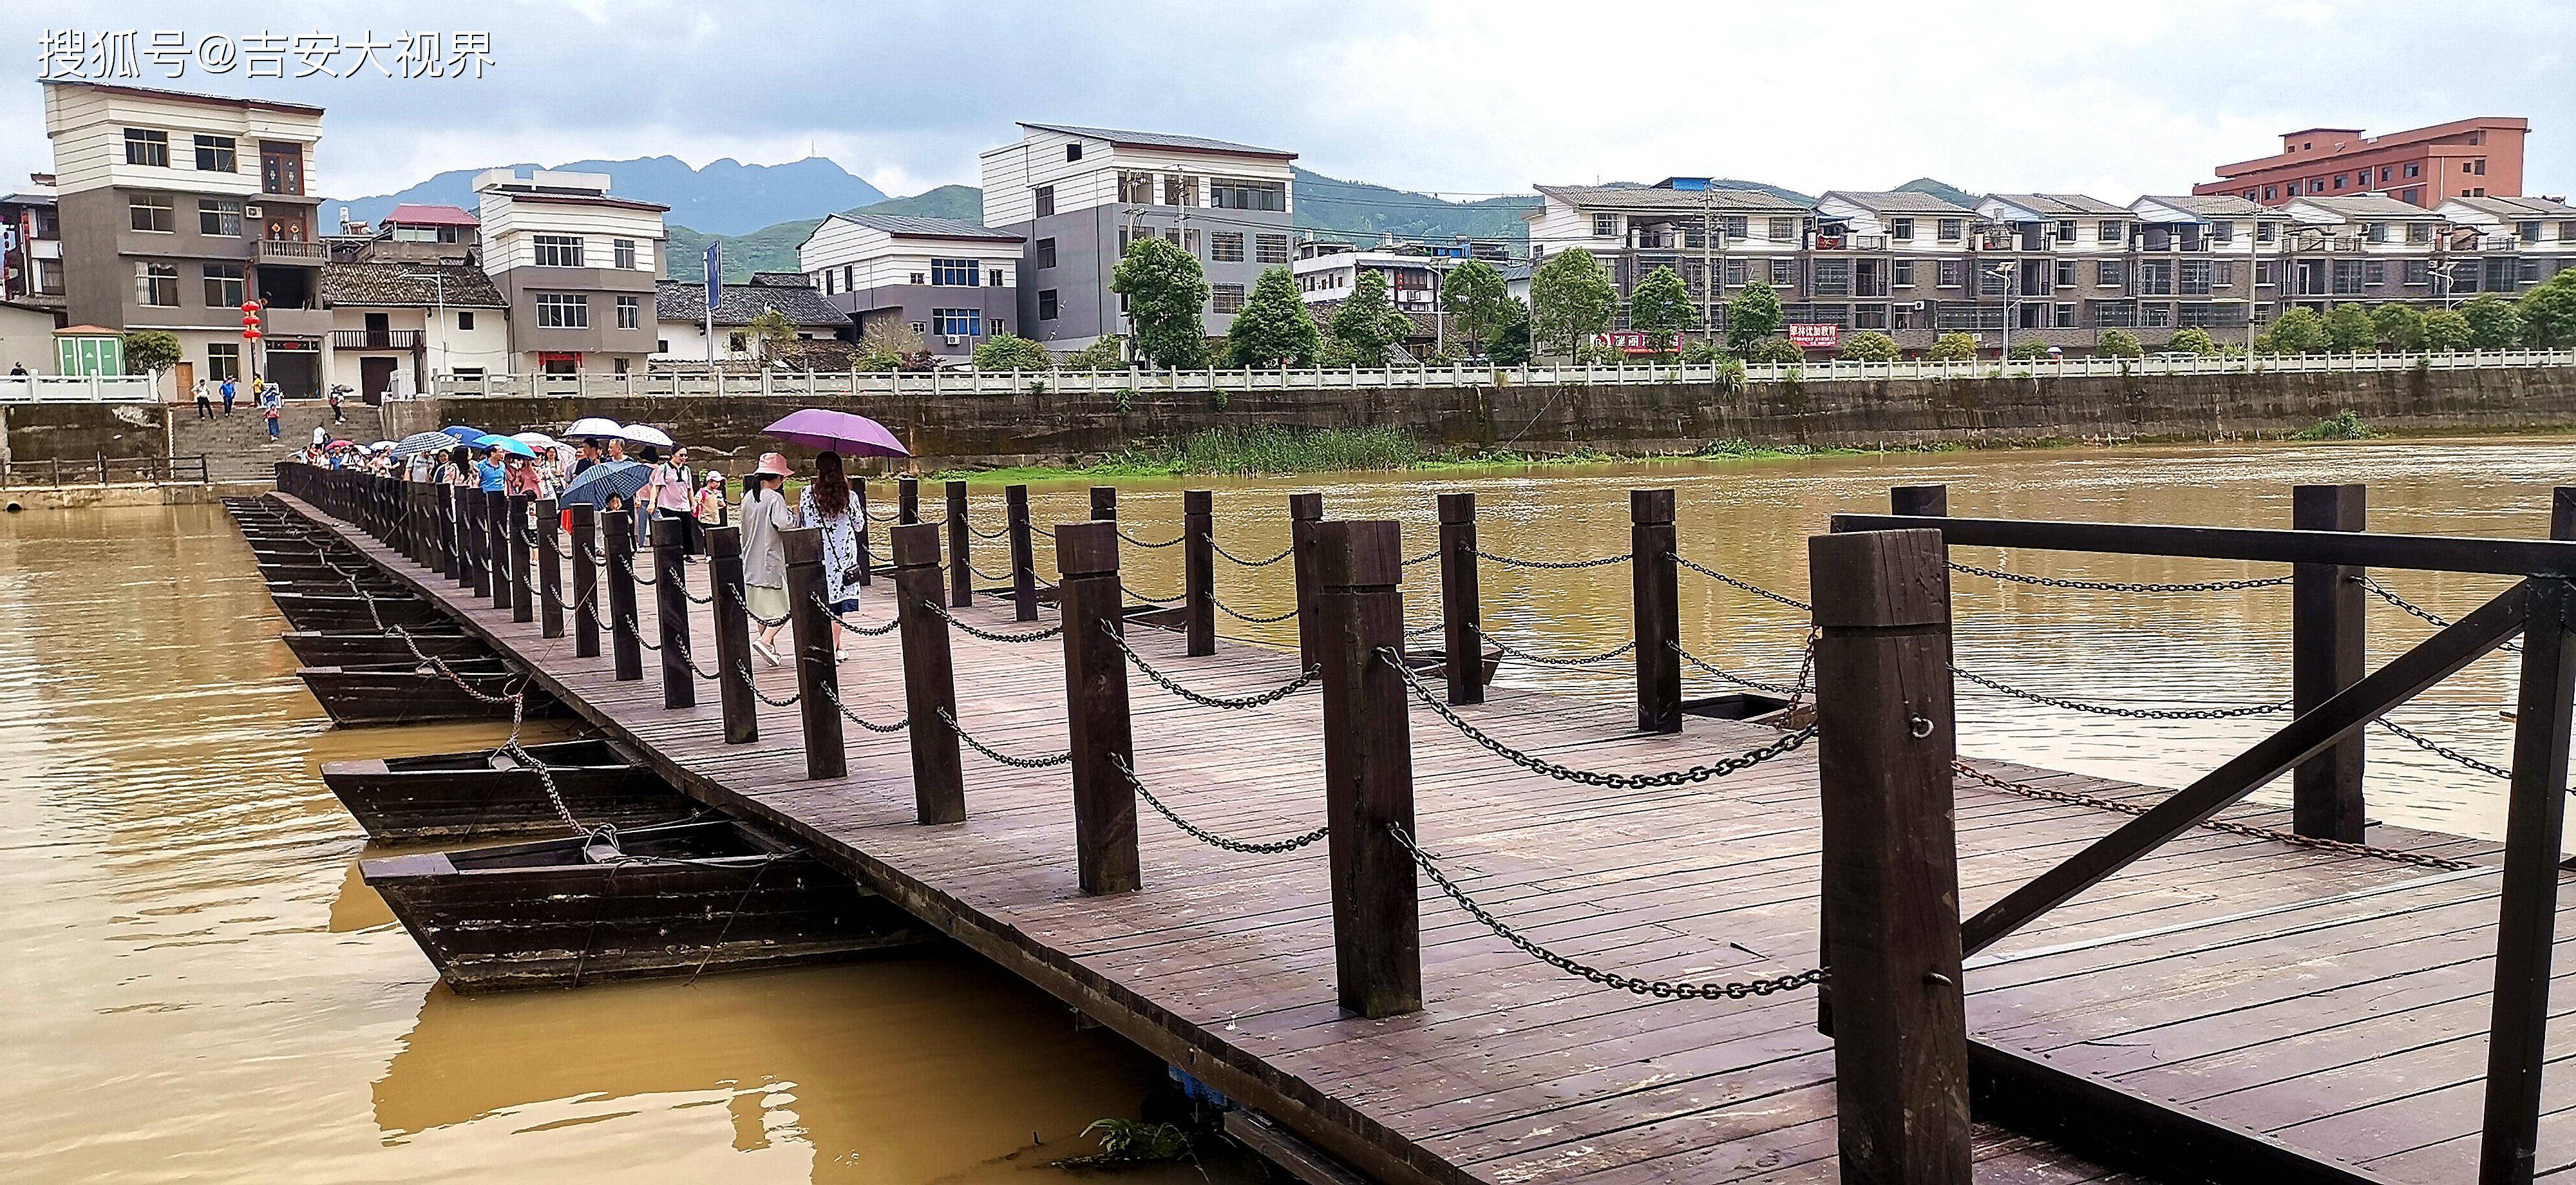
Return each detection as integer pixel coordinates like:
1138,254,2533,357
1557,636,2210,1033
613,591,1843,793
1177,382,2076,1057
1,402,171,466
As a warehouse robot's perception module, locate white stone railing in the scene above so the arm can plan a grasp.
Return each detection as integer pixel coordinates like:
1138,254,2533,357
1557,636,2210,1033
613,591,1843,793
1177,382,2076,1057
0,375,162,403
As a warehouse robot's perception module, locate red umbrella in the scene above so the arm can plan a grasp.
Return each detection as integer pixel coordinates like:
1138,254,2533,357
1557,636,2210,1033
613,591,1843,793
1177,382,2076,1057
761,409,909,457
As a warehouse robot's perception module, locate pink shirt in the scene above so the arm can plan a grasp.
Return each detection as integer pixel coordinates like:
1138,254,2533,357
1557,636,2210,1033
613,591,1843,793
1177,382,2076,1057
648,462,693,512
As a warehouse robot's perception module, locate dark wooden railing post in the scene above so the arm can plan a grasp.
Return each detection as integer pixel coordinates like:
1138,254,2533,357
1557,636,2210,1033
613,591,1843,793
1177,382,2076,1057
2477,488,2576,1185
898,476,920,525
706,525,757,744
1183,489,1216,656
1290,493,1325,671
1633,489,1681,734
2291,483,2367,842
854,480,875,586
439,484,462,583
1440,491,1483,705
604,507,642,681
1056,520,1140,894
569,503,600,656
945,479,973,607
1810,527,1970,1185
508,493,535,623
652,516,694,709
784,526,845,779
536,497,564,637
892,523,965,824
1091,485,1117,522
1006,484,1039,621
484,490,509,611
464,488,489,596
1317,518,1419,1018
1890,484,1949,517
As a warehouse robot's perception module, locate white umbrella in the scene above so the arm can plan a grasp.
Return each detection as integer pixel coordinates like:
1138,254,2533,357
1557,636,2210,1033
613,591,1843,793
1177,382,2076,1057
616,423,675,448
564,417,623,440
513,431,564,451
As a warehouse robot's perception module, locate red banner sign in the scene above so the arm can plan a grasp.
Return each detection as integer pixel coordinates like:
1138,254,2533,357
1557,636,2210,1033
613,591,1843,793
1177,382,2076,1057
1786,323,1841,350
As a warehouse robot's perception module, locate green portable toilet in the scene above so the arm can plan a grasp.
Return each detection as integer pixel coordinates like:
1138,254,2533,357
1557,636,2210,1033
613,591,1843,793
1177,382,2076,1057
55,326,123,376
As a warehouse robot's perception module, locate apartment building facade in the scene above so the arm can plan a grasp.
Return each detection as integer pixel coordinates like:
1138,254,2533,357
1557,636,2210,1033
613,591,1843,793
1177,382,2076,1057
473,169,665,375
652,273,851,362
2,175,64,308
797,211,1020,358
44,79,327,393
2197,118,2528,209
1292,238,1457,312
980,122,1296,349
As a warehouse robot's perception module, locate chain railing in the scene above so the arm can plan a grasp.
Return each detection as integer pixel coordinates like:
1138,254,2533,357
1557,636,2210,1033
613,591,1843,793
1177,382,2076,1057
1475,626,1638,667
1672,643,1803,696
1949,757,2472,870
1209,538,1294,567
1951,562,2291,595
2356,574,2523,653
938,707,1073,768
1117,527,1185,549
741,663,801,708
1949,664,2291,720
1671,554,1812,611
1106,625,1318,709
1121,583,1186,605
1387,650,1817,788
815,594,904,636
820,681,908,732
2374,716,2512,780
1472,547,1631,571
1213,597,1300,625
929,603,1063,643
1113,755,1329,854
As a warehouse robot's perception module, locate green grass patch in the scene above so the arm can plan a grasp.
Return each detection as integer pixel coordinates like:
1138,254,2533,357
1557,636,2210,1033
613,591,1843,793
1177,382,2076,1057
2290,410,2376,441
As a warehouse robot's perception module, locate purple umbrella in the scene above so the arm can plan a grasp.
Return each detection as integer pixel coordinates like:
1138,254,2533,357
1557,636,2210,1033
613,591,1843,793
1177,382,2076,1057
762,408,910,457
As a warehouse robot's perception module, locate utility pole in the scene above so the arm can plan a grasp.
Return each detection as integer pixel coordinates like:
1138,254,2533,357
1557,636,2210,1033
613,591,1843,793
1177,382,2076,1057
1700,187,1716,346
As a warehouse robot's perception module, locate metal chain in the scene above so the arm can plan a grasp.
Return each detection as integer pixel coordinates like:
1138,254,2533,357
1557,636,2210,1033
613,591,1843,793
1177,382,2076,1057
864,506,904,524
1472,547,1631,571
1669,554,1813,611
2354,574,2522,652
968,561,1014,582
1951,561,2292,595
1388,651,1817,788
1949,759,2472,870
1392,823,1826,1000
622,615,664,652
1406,620,1446,637
815,594,903,636
1121,582,1186,605
1106,625,1318,708
1400,549,1439,567
747,605,791,628
1209,537,1293,567
1672,643,1801,696
1951,664,2290,719
820,681,909,732
929,603,1064,643
1113,755,1328,854
739,663,801,707
1213,597,1300,625
938,708,1074,768
2374,716,2512,780
1475,626,1637,667
967,521,1009,540
1117,527,1186,549
679,643,723,681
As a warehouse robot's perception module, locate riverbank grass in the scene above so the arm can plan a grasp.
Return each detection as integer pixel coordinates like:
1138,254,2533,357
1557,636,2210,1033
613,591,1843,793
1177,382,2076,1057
931,426,1857,483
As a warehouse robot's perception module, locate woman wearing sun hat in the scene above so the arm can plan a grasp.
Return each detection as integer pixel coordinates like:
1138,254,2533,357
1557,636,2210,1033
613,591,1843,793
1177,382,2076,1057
738,452,798,665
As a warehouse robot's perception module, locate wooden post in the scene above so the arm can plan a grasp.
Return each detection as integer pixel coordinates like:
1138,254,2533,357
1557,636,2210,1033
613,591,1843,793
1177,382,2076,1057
440,485,463,583
1440,491,1483,704
484,490,509,611
569,503,600,656
898,475,920,525
653,516,694,709
1290,493,1325,672
2477,489,2576,1185
1632,489,1680,734
536,497,564,637
1317,519,1419,1018
508,493,535,623
1091,485,1117,522
1891,484,1949,517
1056,520,1140,894
604,508,643,681
892,523,965,824
853,480,875,586
1183,489,1215,656
464,489,490,597
1007,484,1039,621
945,479,972,607
706,525,758,744
1810,527,1970,1185
2291,483,2367,842
784,526,845,779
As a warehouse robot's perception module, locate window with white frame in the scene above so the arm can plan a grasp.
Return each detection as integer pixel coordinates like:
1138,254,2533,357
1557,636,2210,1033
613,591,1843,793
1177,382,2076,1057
193,135,236,172
2097,259,2123,288
1593,213,1618,238
1767,216,1796,242
929,258,980,286
533,235,584,267
2056,220,2078,242
1119,172,1155,204
1212,283,1245,314
205,342,241,381
614,239,638,269
1034,185,1054,218
129,193,175,232
1211,180,1285,211
931,308,981,336
202,261,243,307
135,261,178,306
1255,234,1289,264
535,293,589,328
616,295,640,329
2097,220,2123,242
1768,258,1793,286
1889,217,1915,242
1936,218,1964,242
1209,232,1245,263
124,128,169,167
198,197,241,237
1938,260,1962,288
1892,260,1916,287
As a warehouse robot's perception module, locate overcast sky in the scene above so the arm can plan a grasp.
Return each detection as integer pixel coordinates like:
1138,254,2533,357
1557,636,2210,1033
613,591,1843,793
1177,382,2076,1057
5,1,2570,209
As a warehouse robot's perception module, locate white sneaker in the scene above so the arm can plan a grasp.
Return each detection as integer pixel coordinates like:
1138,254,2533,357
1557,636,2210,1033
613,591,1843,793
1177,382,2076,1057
834,649,848,663
752,639,781,667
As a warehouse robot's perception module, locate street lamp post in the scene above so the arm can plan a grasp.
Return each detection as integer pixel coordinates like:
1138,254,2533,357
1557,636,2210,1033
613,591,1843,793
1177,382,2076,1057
1987,263,2020,359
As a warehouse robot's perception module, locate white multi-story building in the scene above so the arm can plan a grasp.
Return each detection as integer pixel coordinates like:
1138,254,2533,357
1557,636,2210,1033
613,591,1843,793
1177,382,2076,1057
1292,238,1457,312
798,213,1022,358
2436,195,2576,290
473,169,666,375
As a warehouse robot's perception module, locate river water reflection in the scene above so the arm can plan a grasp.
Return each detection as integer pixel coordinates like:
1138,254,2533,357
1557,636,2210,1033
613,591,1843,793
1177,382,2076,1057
1,435,2568,1181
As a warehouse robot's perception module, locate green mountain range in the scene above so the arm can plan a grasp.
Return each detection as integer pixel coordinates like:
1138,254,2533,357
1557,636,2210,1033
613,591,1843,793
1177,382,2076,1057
667,185,981,282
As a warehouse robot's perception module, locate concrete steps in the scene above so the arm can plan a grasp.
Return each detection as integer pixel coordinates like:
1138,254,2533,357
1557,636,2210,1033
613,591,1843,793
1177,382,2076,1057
171,401,385,482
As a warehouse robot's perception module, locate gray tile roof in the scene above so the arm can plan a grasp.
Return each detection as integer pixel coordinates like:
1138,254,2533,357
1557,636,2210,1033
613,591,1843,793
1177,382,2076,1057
2447,194,2576,218
1823,190,1981,216
1533,184,1813,213
1018,122,1294,158
653,280,848,328
829,211,1023,242
2139,194,2269,218
2292,194,2439,218
321,261,507,308
1985,193,2129,216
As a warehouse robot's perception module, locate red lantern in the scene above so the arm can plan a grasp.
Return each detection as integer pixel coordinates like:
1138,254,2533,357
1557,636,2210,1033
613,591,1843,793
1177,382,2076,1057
242,328,263,340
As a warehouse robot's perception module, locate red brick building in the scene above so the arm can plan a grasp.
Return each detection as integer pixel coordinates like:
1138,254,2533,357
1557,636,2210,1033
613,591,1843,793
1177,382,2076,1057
2195,117,2528,209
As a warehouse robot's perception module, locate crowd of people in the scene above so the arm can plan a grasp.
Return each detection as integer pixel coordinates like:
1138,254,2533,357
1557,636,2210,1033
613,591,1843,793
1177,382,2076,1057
293,425,871,666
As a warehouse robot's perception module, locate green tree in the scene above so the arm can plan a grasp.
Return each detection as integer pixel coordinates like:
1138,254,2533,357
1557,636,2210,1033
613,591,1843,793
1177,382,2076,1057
972,333,1050,370
1329,269,1406,366
2164,328,2216,356
1839,330,1899,362
1926,332,1980,361
1441,258,1512,349
1625,265,1698,355
1222,267,1321,368
746,308,798,357
2371,303,2426,352
1528,249,1615,357
1484,302,1533,366
2421,307,2474,352
2324,303,2378,352
1057,336,1129,371
2266,307,2331,354
1745,336,1804,364
2515,270,2576,348
2099,329,2145,358
2462,294,2524,350
1111,236,1210,368
2007,339,2056,361
1724,280,1785,357
121,330,183,375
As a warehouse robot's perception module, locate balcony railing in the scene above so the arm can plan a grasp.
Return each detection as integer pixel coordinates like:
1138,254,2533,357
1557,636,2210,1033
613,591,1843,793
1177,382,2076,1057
1812,234,1889,252
330,329,423,350
254,238,327,263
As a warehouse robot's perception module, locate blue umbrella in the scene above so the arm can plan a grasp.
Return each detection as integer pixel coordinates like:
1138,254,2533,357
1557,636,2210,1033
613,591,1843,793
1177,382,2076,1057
557,459,651,508
473,433,538,459
390,430,457,459
439,424,485,442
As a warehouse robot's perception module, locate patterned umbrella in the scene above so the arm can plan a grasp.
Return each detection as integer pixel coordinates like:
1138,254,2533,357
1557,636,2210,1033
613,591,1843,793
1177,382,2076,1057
439,424,485,442
390,431,455,459
557,459,652,508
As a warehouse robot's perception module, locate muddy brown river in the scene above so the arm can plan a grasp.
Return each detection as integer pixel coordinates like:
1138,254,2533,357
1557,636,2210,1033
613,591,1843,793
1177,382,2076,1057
3,435,2567,1182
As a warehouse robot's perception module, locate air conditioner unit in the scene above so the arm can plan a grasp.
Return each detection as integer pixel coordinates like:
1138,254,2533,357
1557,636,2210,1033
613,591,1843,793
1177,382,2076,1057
244,204,263,218
944,334,963,346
